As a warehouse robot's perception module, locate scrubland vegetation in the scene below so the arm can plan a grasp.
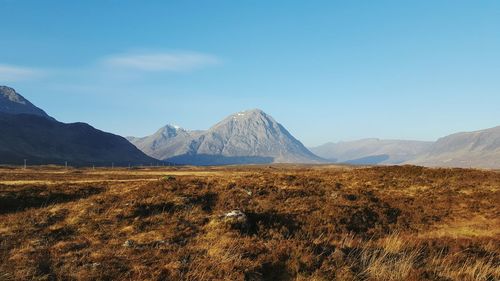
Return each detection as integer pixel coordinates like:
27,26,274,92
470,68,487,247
0,165,498,280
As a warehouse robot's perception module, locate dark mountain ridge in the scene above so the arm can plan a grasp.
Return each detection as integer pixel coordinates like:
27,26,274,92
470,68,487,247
0,86,52,119
0,86,157,166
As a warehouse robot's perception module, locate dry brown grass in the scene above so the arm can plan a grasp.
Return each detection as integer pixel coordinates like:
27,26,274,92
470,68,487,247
0,165,498,280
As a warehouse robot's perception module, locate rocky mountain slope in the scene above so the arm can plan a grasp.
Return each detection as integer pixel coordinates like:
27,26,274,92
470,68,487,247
0,86,52,119
129,109,324,165
0,86,157,166
126,125,203,162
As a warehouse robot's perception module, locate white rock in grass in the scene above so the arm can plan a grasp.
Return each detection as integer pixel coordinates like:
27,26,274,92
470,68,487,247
223,210,248,224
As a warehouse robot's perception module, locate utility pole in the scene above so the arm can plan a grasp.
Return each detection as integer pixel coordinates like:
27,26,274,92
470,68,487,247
65,161,68,169
24,159,26,169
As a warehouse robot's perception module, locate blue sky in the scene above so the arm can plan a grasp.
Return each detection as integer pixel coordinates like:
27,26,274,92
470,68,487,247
1,1,499,146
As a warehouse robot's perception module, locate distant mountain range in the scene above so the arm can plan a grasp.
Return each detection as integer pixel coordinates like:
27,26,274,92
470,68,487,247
1,85,498,168
408,126,500,168
0,86,156,166
310,126,500,169
310,139,432,164
128,109,324,165
130,108,499,168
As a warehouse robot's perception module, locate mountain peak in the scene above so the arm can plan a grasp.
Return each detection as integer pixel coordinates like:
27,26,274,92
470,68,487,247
0,86,52,119
155,124,188,139
244,108,265,114
211,109,278,133
0,86,26,104
162,124,184,131
219,109,276,125
130,109,324,164
230,108,267,119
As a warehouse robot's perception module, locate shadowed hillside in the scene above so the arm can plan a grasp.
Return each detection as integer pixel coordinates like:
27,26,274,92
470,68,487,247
0,86,158,166
0,113,157,166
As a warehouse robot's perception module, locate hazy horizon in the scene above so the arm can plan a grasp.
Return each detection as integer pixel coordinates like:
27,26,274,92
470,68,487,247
1,1,499,146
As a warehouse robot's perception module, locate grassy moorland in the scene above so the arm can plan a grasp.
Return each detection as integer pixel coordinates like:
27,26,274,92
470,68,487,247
0,165,498,280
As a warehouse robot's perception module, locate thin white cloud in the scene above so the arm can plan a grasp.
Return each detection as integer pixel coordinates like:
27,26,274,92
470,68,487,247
0,64,44,82
102,51,220,72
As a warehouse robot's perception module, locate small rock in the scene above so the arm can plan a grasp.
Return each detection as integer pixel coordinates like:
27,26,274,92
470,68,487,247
222,210,250,231
122,240,135,248
331,192,339,199
83,262,101,269
224,210,248,223
242,189,252,196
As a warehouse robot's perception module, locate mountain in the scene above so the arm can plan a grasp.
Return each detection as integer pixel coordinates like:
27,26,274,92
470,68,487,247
311,126,500,168
407,126,500,168
126,125,203,161
129,109,324,165
310,139,432,164
0,86,52,119
0,86,157,166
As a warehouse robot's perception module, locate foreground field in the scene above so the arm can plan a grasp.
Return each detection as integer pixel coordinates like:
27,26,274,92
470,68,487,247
0,165,498,281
